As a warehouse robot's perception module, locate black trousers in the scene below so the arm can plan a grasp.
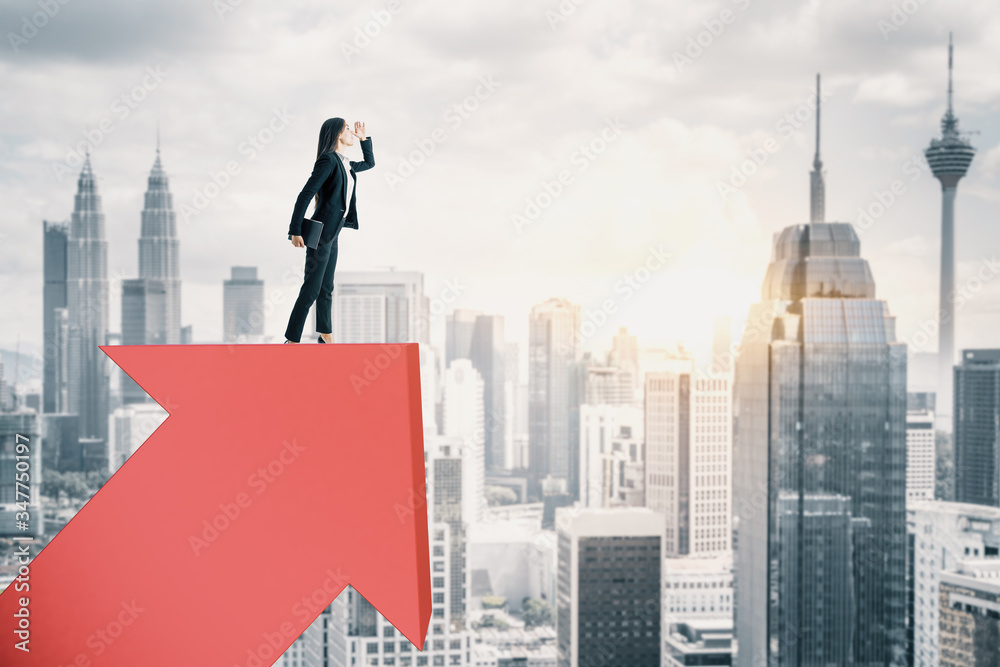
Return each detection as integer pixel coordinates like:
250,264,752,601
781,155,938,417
284,234,339,342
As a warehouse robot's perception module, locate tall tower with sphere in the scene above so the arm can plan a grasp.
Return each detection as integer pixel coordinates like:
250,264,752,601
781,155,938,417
924,33,976,431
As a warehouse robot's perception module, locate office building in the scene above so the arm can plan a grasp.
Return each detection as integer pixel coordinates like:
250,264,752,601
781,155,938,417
733,82,908,662
663,555,733,622
578,404,643,508
443,311,507,471
447,309,481,367
39,413,79,472
66,153,110,443
43,220,69,413
663,619,733,667
954,349,1000,508
274,597,348,667
907,407,937,503
938,559,1000,666
528,299,581,500
121,143,182,403
420,343,442,438
443,360,486,524
645,365,732,557
503,341,522,472
427,434,479,629
733,222,908,665
907,500,1000,666
583,365,635,407
223,266,266,343
346,521,472,666
470,314,506,472
555,506,664,667
331,270,429,345
608,326,640,399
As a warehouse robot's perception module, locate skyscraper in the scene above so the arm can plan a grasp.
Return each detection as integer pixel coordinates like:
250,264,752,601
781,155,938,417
584,365,634,406
644,365,732,558
925,34,976,433
906,500,1000,666
121,278,167,404
442,359,486,525
138,139,181,342
345,520,469,665
578,403,644,508
953,349,1000,508
427,434,480,632
506,341,529,471
66,153,110,442
555,506,664,667
223,266,265,343
331,270,429,345
608,326,640,399
43,220,69,413
528,298,581,500
121,143,181,403
937,560,1000,665
444,310,506,471
906,406,936,503
733,222,908,666
446,308,480,367
470,314,506,471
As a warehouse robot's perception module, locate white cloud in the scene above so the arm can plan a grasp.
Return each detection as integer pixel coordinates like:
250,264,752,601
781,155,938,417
1,0,998,356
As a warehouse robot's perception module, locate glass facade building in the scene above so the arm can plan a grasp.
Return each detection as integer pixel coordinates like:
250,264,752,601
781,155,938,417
66,154,110,443
223,266,266,343
555,507,664,667
120,147,181,404
953,349,1000,508
528,298,582,500
733,222,908,666
43,220,69,414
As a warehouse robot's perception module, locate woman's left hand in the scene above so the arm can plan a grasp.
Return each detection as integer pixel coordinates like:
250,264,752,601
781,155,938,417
354,121,366,141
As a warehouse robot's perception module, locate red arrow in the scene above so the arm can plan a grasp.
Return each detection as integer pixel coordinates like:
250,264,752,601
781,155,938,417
0,343,431,666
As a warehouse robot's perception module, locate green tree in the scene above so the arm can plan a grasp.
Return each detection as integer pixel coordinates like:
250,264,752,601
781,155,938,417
41,469,66,499
521,597,553,628
485,485,518,506
935,430,954,501
482,595,507,609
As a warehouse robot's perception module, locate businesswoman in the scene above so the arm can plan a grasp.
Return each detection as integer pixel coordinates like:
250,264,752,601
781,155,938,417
284,118,375,343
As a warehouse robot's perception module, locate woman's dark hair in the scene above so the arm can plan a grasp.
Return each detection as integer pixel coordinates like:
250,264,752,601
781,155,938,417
313,117,346,208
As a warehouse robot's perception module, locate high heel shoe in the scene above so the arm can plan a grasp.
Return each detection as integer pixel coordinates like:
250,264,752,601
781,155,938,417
317,335,327,344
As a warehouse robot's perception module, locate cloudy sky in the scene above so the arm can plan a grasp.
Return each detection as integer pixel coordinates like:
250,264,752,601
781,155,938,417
1,0,999,375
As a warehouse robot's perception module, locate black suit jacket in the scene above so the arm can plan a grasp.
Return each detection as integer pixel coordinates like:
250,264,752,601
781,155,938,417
287,137,375,243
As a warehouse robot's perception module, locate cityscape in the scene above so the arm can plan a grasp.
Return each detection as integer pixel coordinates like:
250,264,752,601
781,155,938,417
2,4,1000,667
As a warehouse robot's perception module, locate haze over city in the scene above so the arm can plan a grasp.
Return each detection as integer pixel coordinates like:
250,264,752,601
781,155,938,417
1,0,998,364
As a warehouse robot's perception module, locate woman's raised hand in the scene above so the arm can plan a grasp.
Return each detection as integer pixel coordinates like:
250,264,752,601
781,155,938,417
353,121,366,141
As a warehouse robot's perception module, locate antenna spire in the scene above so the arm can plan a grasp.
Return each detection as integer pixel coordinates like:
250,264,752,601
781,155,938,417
947,32,954,118
814,73,822,169
809,73,825,223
